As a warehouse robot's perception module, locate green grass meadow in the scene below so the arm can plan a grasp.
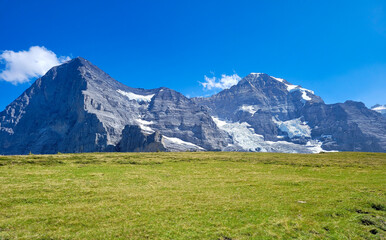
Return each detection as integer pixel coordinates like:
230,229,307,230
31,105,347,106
0,152,385,239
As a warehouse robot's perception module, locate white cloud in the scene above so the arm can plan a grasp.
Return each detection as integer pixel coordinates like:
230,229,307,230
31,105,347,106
200,73,241,90
0,46,71,84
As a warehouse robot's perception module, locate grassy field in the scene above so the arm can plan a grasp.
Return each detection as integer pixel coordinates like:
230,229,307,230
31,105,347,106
0,152,385,239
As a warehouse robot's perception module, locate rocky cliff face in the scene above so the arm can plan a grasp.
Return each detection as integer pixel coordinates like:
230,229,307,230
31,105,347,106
0,57,229,154
193,73,323,140
0,59,385,154
193,73,386,153
0,58,107,154
116,125,165,152
302,101,386,152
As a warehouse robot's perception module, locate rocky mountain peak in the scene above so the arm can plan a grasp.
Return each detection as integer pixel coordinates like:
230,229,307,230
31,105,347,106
0,58,231,154
1,59,385,154
239,73,283,87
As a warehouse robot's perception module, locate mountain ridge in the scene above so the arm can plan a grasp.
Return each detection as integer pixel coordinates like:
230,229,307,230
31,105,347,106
1,57,385,154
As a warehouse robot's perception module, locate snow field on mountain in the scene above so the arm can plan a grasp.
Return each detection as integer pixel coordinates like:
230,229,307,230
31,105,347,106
239,105,259,115
117,90,155,102
212,116,324,153
273,117,312,139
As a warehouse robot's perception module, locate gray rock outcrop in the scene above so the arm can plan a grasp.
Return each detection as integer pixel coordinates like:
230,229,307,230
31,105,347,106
117,125,165,152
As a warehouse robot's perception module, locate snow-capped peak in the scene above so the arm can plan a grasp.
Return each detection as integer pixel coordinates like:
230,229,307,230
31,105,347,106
271,75,314,102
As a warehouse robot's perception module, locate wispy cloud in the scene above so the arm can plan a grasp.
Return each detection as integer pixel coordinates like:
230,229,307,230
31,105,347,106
200,73,241,90
0,46,70,85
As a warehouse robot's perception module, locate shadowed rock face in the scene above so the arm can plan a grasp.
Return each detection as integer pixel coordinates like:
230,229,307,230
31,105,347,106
0,58,385,154
117,125,165,152
147,88,230,150
0,58,109,154
0,57,230,154
302,101,386,152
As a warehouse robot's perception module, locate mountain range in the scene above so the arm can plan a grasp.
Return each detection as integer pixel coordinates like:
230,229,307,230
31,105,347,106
1,57,385,155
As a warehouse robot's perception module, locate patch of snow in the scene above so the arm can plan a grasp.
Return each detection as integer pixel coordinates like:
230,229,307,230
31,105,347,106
212,117,227,127
273,117,311,138
305,140,338,153
163,136,205,151
117,90,154,103
285,84,296,91
301,91,312,101
239,105,259,115
212,116,328,153
271,76,314,102
265,139,330,153
271,76,285,83
136,119,154,125
138,125,153,133
135,119,155,133
305,140,323,152
212,117,266,151
287,85,313,102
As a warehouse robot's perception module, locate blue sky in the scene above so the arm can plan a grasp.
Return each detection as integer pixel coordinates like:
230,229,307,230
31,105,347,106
0,0,385,111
